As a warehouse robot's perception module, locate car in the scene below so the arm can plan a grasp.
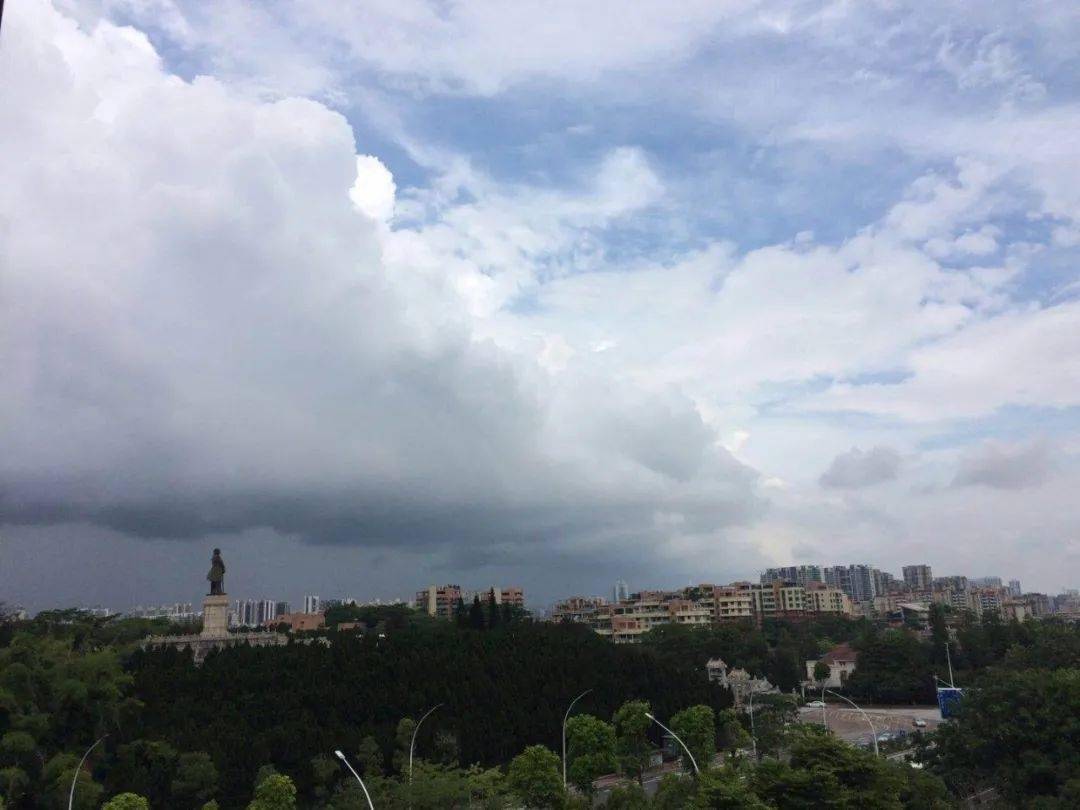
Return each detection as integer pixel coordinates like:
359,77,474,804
805,700,826,708
912,718,928,728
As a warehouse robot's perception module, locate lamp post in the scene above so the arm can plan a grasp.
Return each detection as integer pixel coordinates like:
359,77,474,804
747,684,774,761
334,750,375,810
823,689,879,757
645,712,699,776
409,703,444,784
821,682,828,730
68,735,107,810
562,689,592,788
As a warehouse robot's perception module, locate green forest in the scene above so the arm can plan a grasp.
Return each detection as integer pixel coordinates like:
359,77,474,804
1,603,1078,808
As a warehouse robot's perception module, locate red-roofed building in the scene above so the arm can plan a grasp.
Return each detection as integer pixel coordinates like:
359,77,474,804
805,642,859,688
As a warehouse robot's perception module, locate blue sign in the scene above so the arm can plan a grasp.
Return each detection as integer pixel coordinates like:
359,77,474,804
937,687,964,719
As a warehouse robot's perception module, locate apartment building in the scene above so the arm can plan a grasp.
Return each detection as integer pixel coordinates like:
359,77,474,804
902,565,933,591
551,596,606,623
415,584,525,618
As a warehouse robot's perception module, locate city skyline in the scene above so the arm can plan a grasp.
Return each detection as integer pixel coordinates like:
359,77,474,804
3,0,1079,612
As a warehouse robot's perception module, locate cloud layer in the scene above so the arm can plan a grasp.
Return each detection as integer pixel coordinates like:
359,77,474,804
2,0,1079,607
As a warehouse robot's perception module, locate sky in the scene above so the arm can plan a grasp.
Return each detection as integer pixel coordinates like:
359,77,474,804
2,0,1079,613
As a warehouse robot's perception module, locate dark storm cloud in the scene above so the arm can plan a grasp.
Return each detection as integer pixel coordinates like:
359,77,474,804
0,3,762,595
819,446,901,489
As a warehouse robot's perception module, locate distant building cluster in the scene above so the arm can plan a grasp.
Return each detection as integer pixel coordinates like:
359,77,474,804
415,584,525,618
127,602,199,622
549,565,1080,644
551,579,853,644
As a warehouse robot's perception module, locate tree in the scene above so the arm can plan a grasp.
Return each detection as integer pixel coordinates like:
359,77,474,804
454,597,469,628
813,661,831,684
101,794,151,810
109,739,179,806
695,767,771,809
487,590,501,629
247,773,297,810
310,754,339,802
715,709,750,761
171,750,218,804
355,735,384,776
565,713,616,796
669,705,715,773
926,667,1080,803
604,782,650,808
469,596,486,631
652,773,696,809
751,695,798,760
394,717,416,773
42,753,104,810
507,745,564,808
613,700,653,786
0,766,30,804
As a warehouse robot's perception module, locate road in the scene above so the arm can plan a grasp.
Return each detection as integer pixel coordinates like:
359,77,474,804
799,704,941,743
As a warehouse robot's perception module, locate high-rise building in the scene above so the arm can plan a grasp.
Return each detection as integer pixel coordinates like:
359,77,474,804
257,599,278,625
303,595,322,614
275,601,291,617
761,565,823,587
1008,579,1022,597
613,580,630,603
902,565,933,591
824,564,877,603
971,576,1003,588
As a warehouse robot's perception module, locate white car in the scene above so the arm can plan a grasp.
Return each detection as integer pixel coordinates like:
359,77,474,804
805,700,826,708
912,719,928,728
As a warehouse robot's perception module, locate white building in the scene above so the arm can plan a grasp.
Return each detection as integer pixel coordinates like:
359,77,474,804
303,595,322,614
806,643,859,688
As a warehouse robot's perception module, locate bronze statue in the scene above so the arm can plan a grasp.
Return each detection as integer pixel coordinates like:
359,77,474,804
207,548,226,595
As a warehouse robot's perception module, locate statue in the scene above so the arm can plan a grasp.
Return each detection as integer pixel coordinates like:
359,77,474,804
207,548,226,595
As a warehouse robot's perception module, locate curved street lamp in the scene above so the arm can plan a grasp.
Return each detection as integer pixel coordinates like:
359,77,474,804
335,749,375,810
562,689,593,788
747,685,770,761
823,689,879,757
408,703,444,784
645,712,699,776
68,734,107,810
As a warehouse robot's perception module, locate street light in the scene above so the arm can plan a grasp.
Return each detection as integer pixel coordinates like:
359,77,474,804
68,734,107,810
747,686,767,761
334,750,375,810
562,689,592,788
409,703,444,784
645,712,699,776
823,689,879,757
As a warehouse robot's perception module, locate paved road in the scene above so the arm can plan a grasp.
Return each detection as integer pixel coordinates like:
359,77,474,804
799,704,941,743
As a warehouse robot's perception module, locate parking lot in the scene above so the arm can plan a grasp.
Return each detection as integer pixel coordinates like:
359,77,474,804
798,704,941,745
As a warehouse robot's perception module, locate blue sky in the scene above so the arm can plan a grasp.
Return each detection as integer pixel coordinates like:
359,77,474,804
1,0,1079,610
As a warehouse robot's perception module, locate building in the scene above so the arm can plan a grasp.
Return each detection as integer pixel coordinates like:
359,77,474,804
1007,580,1022,597
902,565,933,591
416,584,463,618
761,565,823,587
303,595,322,614
415,585,525,618
551,596,606,624
128,602,199,622
824,564,878,603
613,580,630,603
971,576,1003,589
806,642,859,688
271,612,326,632
806,582,853,615
275,600,291,617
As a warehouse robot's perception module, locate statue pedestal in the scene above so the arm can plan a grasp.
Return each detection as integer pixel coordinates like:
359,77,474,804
201,595,230,637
